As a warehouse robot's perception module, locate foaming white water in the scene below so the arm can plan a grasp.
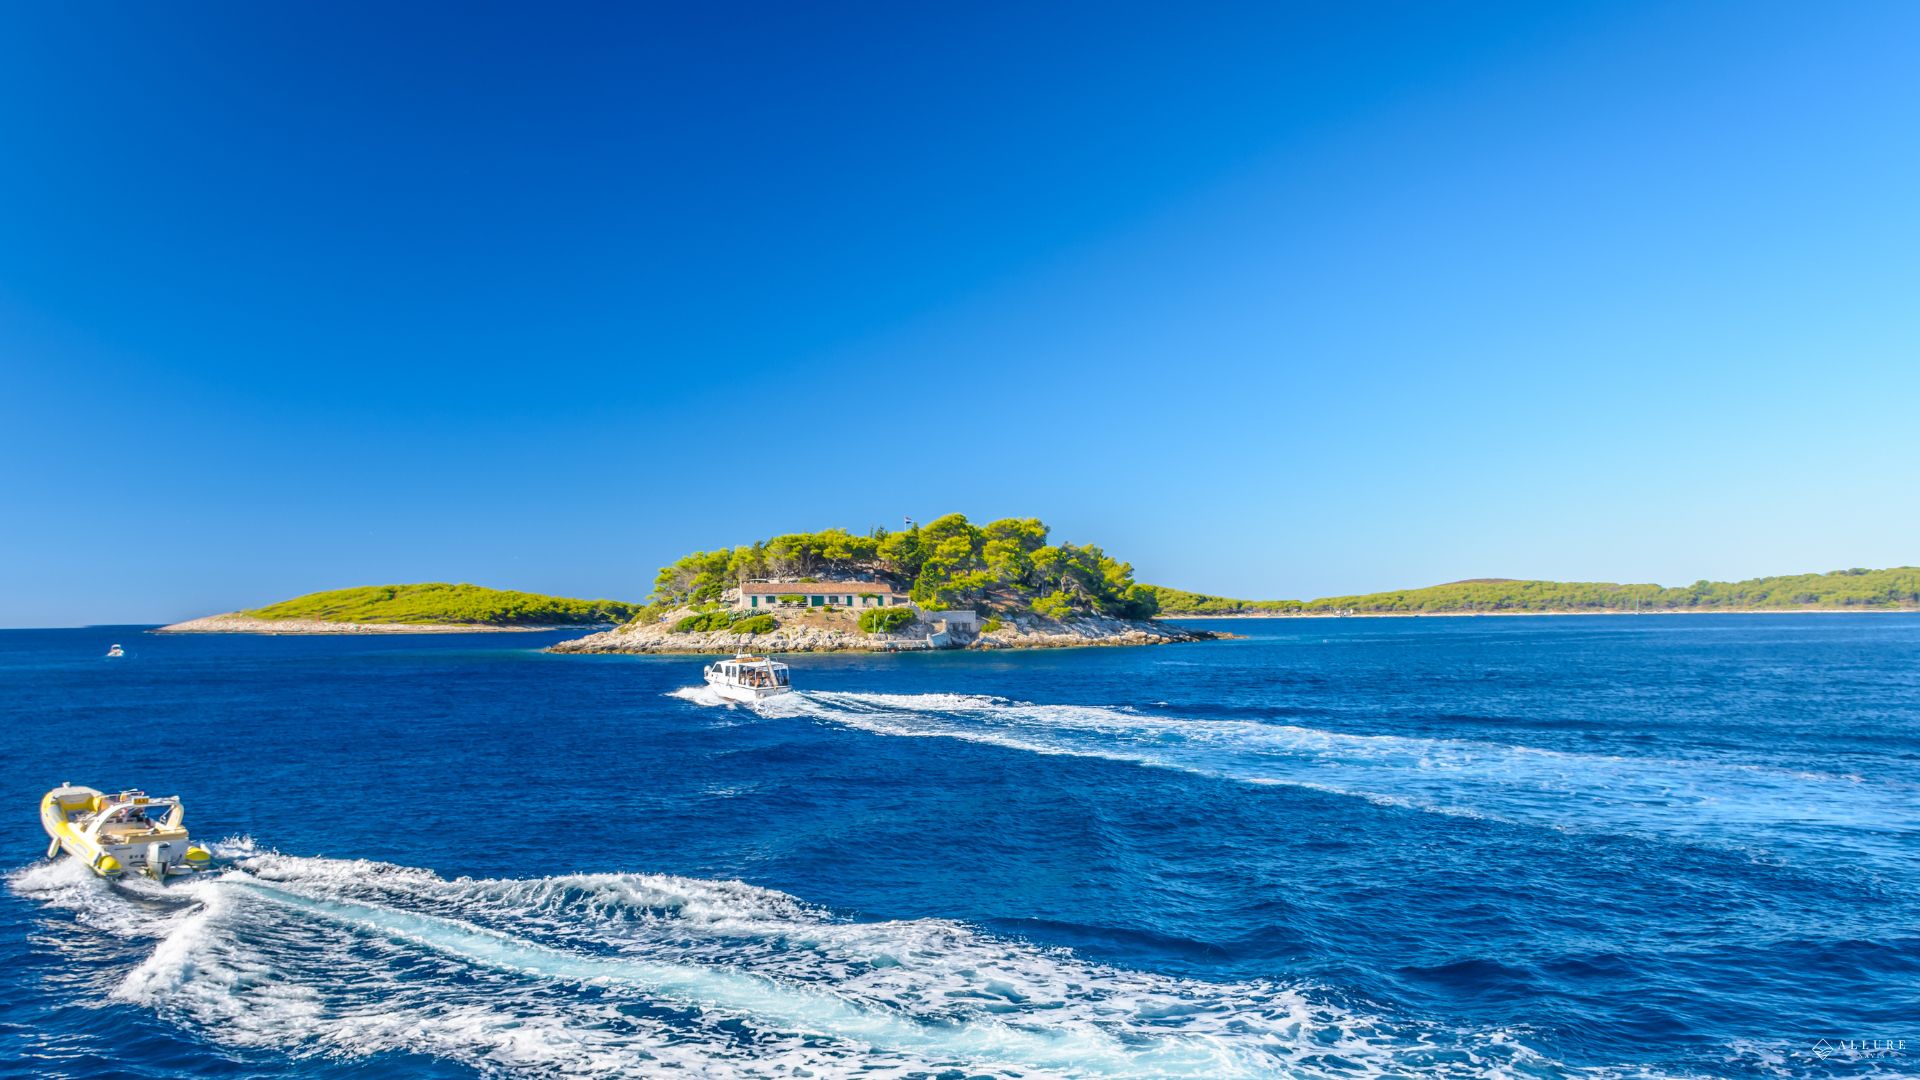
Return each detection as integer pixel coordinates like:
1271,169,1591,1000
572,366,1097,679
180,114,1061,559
669,684,732,709
744,691,1916,857
10,850,1578,1078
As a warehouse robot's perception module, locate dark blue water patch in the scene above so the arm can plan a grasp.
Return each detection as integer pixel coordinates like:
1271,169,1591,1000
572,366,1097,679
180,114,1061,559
2,616,1917,1077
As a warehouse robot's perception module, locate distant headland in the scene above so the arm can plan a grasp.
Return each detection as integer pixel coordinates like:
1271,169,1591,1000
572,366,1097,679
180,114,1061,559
1146,566,1920,617
156,583,641,634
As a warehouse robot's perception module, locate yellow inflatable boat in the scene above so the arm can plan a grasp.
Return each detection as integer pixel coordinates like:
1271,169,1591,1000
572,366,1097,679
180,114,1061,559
40,784,213,881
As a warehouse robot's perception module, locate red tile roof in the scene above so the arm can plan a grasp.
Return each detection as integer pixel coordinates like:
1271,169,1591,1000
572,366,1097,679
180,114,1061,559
739,581,899,595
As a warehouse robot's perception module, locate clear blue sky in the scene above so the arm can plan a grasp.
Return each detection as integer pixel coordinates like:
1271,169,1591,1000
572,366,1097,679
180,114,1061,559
3,3,1917,626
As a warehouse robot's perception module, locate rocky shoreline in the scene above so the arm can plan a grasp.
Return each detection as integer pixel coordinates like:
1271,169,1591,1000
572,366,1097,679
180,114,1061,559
548,610,1212,654
155,614,571,634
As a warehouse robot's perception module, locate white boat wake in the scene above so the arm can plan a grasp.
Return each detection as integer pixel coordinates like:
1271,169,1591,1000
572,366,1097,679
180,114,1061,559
11,844,1581,1078
722,690,1917,862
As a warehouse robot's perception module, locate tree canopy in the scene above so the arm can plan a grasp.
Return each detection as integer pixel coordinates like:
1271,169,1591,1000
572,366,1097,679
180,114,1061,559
649,515,1159,620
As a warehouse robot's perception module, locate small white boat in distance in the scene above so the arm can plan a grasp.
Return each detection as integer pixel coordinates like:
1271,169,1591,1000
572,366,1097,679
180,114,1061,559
41,784,213,881
106,644,125,658
703,654,792,703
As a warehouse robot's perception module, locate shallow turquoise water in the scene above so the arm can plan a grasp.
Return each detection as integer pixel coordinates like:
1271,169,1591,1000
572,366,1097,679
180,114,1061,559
2,615,1915,1077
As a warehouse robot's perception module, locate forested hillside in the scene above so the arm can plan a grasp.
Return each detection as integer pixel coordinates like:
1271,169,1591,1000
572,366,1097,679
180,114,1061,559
1148,567,1920,615
649,515,1159,620
245,584,641,625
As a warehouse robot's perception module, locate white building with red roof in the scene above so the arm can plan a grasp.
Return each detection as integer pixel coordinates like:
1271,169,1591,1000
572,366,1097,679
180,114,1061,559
734,580,907,612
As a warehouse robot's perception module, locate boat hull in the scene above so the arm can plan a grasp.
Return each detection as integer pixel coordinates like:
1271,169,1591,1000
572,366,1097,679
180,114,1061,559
704,679,792,704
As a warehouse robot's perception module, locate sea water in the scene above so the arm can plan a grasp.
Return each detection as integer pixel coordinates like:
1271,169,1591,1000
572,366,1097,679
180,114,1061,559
1,615,1914,1077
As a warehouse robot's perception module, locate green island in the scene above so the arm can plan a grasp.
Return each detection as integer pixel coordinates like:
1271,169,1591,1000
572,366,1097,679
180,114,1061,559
243,583,641,625
647,513,1159,621
139,583,651,634
1146,566,1920,616
552,515,1194,653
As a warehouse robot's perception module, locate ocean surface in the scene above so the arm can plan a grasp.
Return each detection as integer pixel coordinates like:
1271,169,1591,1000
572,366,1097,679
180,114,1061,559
2,615,1915,1078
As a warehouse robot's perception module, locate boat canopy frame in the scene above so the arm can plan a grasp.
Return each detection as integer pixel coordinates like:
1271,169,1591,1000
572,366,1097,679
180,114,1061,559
77,795,185,839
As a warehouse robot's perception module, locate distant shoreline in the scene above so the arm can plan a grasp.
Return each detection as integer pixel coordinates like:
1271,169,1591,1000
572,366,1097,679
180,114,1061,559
140,607,1920,633
1162,607,1920,620
153,614,589,635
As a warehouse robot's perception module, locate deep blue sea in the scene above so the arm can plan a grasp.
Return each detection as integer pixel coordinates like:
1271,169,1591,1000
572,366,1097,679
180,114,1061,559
2,616,1916,1078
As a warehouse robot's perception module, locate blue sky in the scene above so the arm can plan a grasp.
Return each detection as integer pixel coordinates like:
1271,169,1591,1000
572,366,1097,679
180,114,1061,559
3,2,1917,626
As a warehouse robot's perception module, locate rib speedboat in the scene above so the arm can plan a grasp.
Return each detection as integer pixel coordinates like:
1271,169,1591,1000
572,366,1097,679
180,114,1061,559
703,654,792,703
106,644,125,658
40,784,213,881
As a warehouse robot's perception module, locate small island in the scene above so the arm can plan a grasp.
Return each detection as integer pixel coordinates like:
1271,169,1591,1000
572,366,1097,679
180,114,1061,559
158,583,642,634
549,514,1209,654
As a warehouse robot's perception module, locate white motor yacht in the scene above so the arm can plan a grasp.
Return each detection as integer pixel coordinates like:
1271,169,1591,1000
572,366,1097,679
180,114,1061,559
703,655,792,703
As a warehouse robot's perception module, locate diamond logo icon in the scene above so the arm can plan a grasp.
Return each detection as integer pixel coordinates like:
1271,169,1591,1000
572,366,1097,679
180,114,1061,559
1813,1040,1834,1059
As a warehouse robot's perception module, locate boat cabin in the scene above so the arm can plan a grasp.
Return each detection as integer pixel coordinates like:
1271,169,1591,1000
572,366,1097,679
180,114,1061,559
708,656,790,690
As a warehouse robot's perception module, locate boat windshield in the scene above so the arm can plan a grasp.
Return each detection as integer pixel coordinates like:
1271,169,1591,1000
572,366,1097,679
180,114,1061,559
733,664,781,688
95,804,165,830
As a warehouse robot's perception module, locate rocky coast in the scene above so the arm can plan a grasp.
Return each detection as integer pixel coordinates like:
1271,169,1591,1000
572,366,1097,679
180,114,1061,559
547,609,1211,654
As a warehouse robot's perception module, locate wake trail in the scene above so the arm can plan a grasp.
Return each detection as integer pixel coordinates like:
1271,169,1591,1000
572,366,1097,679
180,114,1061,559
724,689,1917,862
10,846,1586,1079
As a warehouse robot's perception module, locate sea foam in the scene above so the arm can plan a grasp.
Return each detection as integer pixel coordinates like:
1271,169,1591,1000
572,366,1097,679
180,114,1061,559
731,689,1917,863
12,849,1582,1078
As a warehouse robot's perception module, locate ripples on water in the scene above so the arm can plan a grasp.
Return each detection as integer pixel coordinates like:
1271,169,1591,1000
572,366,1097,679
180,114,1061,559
3,616,1916,1077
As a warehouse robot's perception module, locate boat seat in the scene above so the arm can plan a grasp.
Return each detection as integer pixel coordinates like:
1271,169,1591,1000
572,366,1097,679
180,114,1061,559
98,825,188,845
